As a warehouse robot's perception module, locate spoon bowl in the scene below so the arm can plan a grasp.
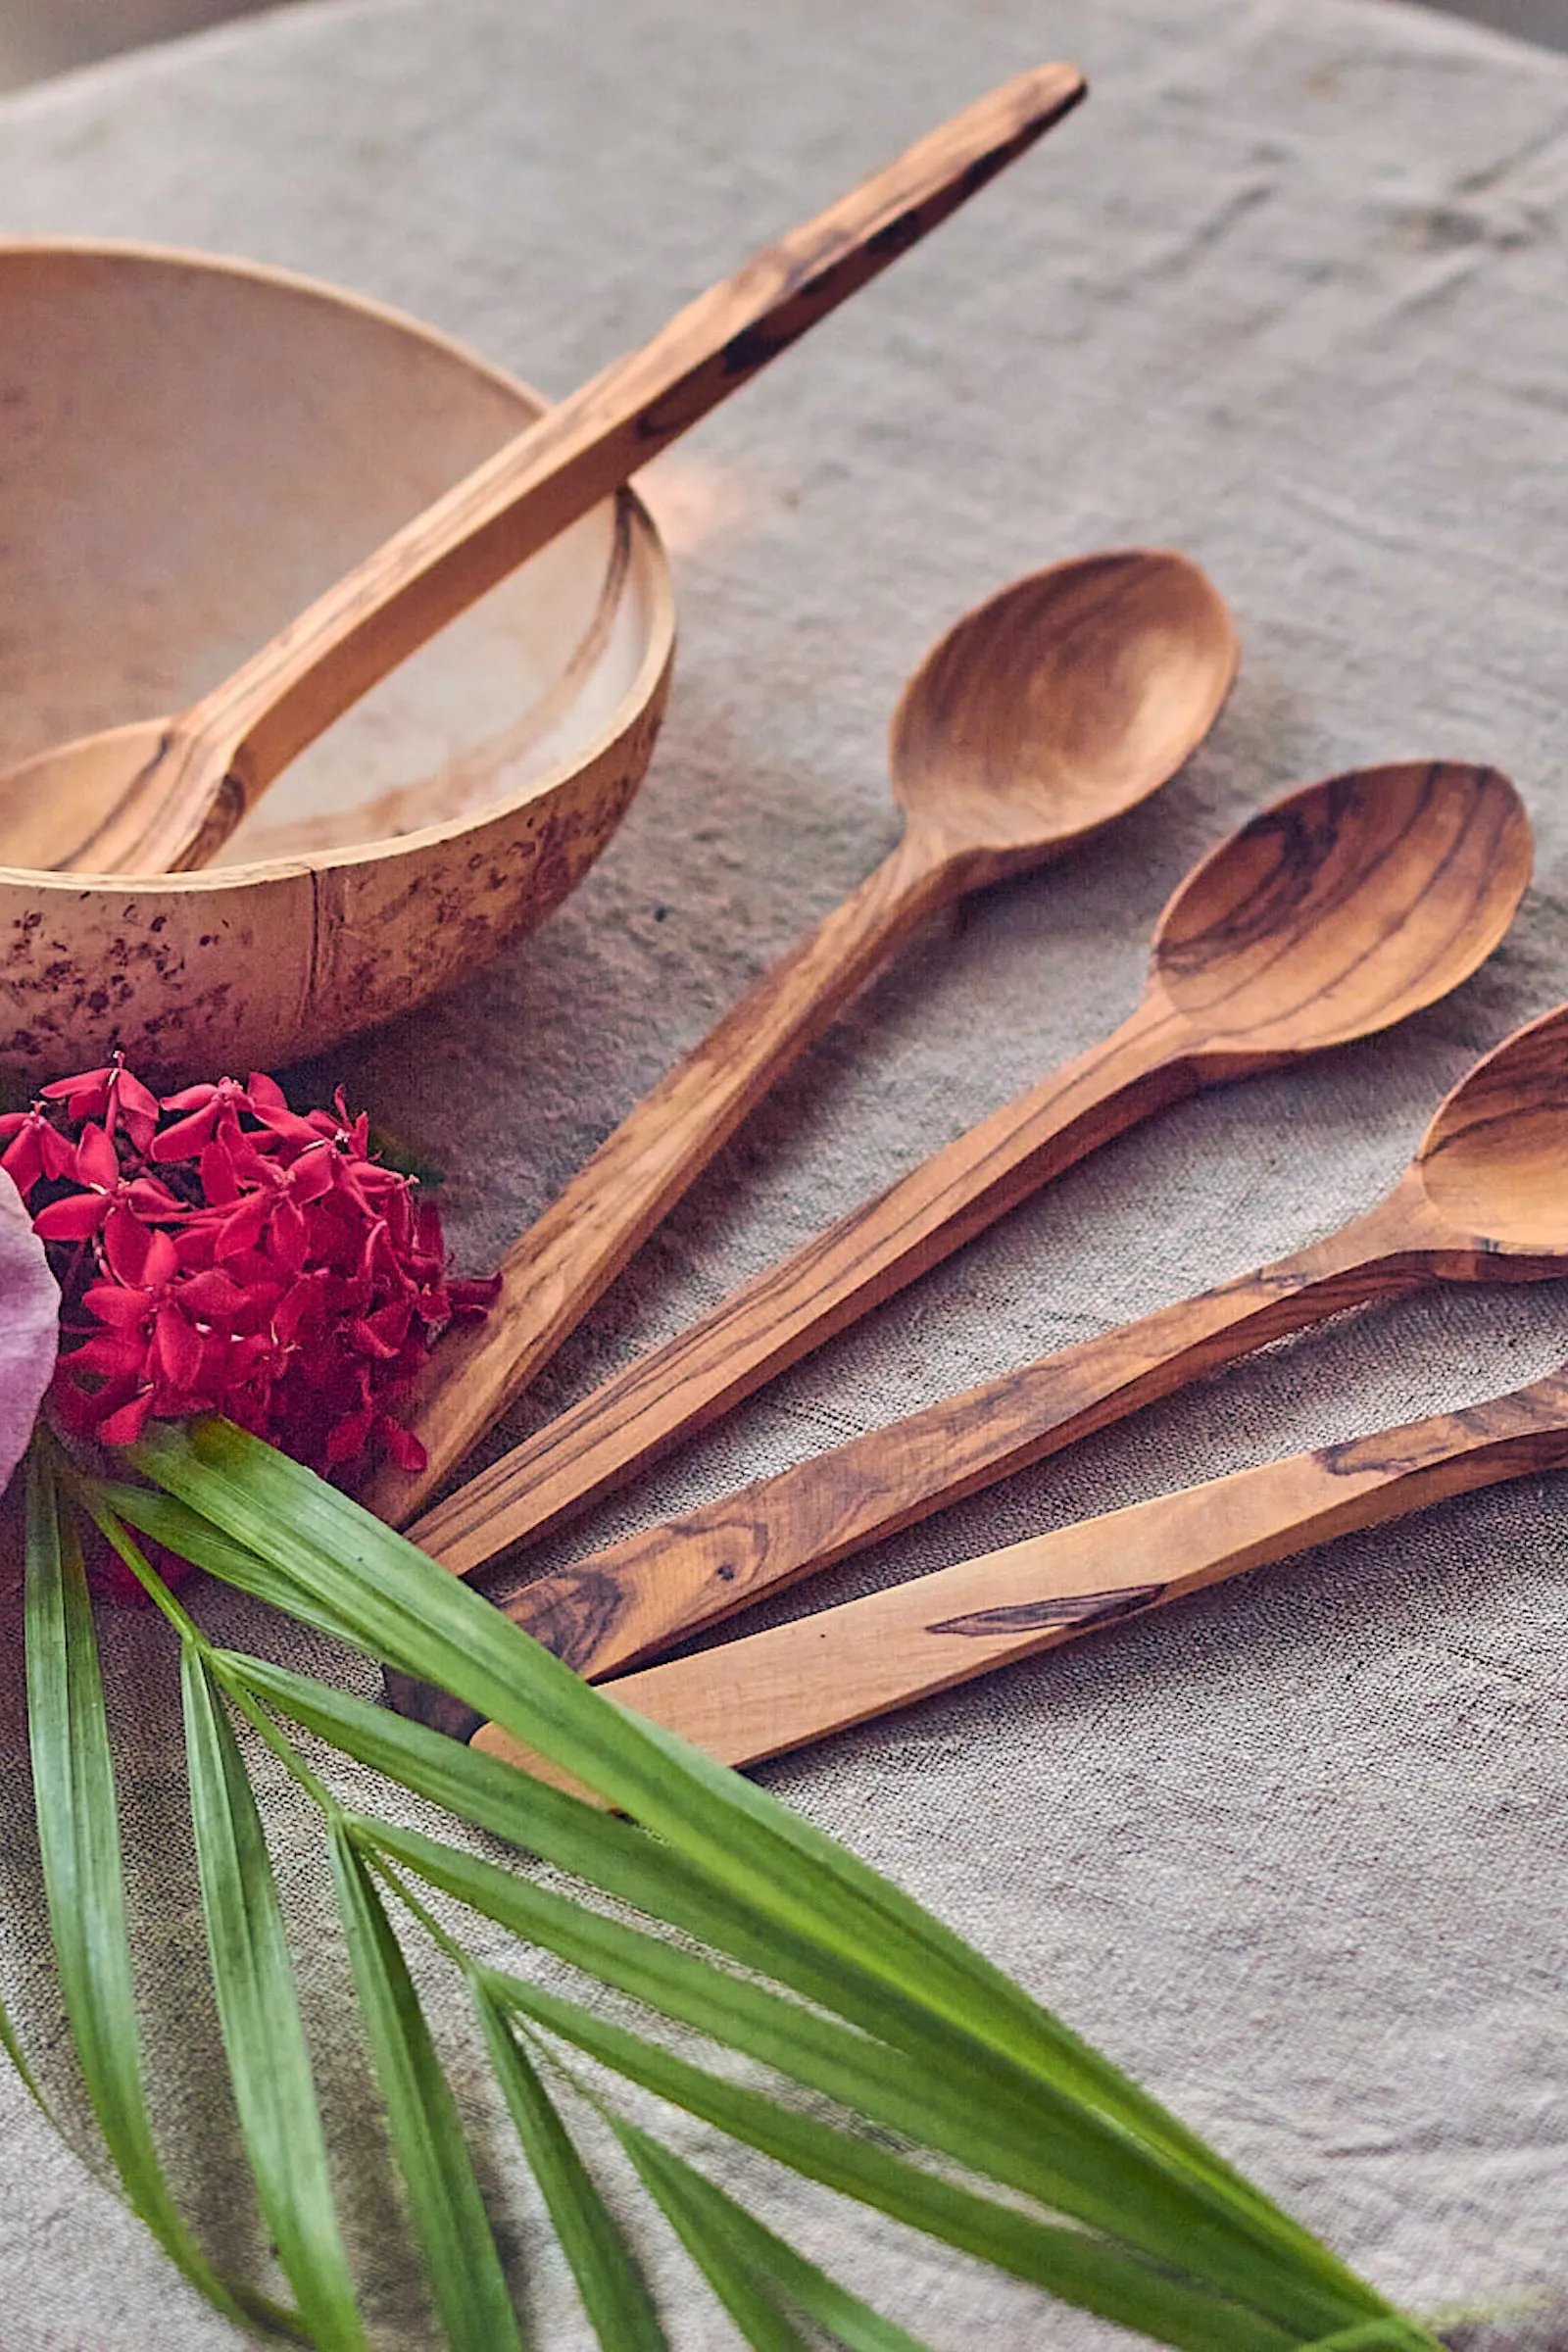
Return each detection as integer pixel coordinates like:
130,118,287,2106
366,545,1241,1522
1152,760,1530,1056
1415,1001,1568,1250
889,548,1237,862
0,723,175,874
400,759,1534,1577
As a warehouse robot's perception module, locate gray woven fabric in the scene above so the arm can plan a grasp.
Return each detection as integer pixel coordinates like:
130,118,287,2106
1,0,1567,2342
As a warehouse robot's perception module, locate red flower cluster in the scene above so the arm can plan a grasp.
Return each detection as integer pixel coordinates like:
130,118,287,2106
1,1058,494,1480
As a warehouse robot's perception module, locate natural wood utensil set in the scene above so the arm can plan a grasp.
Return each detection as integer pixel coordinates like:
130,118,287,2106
12,64,1555,1775
388,760,1567,1771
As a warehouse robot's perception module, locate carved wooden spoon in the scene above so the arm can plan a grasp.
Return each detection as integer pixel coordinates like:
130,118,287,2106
479,1356,1568,1776
450,992,1568,1707
364,546,1239,1525
419,997,1568,1754
403,760,1531,1593
0,66,1084,878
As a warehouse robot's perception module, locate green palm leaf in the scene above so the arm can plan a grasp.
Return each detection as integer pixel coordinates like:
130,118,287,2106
126,1421,1396,2337
480,1961,1298,2352
21,1424,1445,2352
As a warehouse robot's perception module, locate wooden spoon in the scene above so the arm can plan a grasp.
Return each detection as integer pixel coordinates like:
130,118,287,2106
446,992,1568,1703
402,760,1532,1596
363,547,1240,1525
477,1357,1568,1777
0,65,1084,878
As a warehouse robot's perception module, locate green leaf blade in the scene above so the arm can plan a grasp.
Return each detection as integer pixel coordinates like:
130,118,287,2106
472,1986,668,2352
326,1822,522,2352
614,2117,813,2352
23,1448,266,2333
180,1645,368,2352
481,1964,1298,2352
611,2118,933,2352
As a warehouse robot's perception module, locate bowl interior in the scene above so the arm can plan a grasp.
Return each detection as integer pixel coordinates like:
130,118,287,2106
0,243,666,864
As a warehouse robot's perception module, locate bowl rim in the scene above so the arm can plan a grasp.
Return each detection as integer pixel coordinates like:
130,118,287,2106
0,233,677,898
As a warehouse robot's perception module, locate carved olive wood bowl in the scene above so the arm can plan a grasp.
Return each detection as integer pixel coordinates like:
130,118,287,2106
0,241,674,1085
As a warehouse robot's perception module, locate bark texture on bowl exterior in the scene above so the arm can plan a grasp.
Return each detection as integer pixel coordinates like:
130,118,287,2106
0,241,674,1085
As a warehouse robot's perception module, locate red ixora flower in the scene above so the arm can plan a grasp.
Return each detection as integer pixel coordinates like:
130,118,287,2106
3,1056,496,1492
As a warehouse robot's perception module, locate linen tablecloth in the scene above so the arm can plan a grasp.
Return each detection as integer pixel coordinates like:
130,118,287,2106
1,0,1566,2342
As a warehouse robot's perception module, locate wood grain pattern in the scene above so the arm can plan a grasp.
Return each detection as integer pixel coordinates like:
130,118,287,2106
398,995,1568,1750
469,1369,1568,1776
363,548,1238,1526
404,761,1530,1591
0,64,1086,877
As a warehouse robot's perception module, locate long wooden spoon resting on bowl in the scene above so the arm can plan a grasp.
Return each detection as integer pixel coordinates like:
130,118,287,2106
490,1348,1568,1777
0,65,1085,879
399,760,1531,1598
364,546,1240,1524
432,996,1568,1758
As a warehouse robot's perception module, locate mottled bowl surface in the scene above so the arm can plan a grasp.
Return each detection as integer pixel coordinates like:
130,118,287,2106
0,239,674,1082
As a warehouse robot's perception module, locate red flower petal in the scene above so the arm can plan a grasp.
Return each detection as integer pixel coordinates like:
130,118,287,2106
124,1176,185,1218
178,1266,253,1318
324,1406,373,1466
97,1389,155,1446
1,1126,42,1196
74,1122,119,1190
199,1139,239,1206
66,1330,148,1380
216,1194,270,1256
81,1282,154,1330
141,1229,179,1289
103,1202,152,1284
33,1191,110,1242
150,1104,219,1161
373,1415,427,1474
155,1299,204,1390
39,1124,76,1181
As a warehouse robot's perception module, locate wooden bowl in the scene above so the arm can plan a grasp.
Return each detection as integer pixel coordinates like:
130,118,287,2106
0,240,675,1086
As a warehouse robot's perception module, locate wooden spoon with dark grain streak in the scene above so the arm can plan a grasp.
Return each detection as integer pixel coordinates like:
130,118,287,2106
420,993,1568,1757
362,546,1239,1525
398,760,1531,1626
0,65,1085,877
478,1356,1568,1779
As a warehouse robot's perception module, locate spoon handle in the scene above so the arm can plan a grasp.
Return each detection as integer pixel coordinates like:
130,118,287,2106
362,831,960,1525
447,1188,1433,1696
474,1373,1568,1777
118,65,1086,873
407,993,1200,1580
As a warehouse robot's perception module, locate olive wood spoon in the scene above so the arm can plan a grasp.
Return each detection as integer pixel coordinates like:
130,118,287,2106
435,997,1568,1757
479,1357,1568,1778
404,760,1531,1593
444,991,1566,1712
364,548,1239,1526
0,64,1086,876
